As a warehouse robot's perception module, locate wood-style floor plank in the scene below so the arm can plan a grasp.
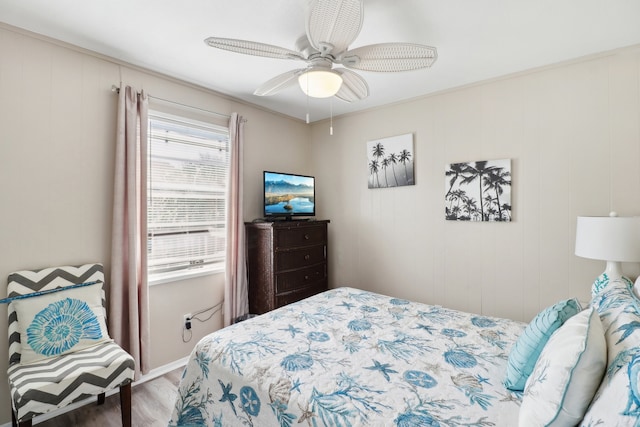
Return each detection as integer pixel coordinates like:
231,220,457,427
35,368,183,427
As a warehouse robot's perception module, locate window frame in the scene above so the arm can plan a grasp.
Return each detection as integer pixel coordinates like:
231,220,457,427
146,109,230,286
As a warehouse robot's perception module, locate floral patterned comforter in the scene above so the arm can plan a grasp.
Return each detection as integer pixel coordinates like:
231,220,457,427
169,287,525,427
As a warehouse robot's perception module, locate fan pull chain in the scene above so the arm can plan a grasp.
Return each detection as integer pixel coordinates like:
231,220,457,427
306,77,310,124
329,98,334,136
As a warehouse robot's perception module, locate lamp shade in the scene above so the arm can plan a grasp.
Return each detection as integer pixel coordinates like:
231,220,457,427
575,214,640,262
298,70,343,98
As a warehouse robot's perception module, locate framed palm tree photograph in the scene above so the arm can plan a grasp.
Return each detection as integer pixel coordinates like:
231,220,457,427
367,133,414,189
445,158,512,222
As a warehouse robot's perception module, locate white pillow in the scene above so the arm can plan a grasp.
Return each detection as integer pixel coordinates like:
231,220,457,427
519,307,606,427
11,282,111,364
633,275,640,299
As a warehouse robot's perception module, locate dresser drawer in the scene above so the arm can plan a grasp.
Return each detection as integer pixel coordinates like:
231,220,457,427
275,225,326,249
275,283,327,307
276,264,326,294
276,245,325,271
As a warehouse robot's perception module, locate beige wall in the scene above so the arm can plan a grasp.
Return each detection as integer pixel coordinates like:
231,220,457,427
310,46,640,323
0,25,309,424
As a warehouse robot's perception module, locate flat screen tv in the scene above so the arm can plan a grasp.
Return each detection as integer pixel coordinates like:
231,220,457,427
263,171,315,219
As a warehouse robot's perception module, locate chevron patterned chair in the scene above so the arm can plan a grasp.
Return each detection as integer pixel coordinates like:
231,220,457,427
6,263,135,427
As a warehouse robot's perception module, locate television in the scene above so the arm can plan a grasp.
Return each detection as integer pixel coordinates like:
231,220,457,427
263,171,315,219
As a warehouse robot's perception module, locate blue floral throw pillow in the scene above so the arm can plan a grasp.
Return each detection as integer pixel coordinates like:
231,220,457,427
582,279,640,426
591,272,633,298
10,282,111,364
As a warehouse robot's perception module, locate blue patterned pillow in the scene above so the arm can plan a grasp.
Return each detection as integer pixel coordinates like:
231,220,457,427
582,279,640,426
10,282,111,364
504,298,581,391
591,273,633,298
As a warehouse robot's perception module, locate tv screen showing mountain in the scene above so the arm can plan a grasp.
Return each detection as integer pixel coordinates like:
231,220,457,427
263,171,315,216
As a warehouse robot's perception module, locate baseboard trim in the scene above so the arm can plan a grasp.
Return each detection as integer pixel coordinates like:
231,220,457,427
135,356,189,384
1,357,189,427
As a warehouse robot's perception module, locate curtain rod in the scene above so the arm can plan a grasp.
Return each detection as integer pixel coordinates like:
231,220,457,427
111,85,240,121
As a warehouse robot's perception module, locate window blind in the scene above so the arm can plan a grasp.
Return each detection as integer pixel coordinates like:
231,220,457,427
147,111,230,283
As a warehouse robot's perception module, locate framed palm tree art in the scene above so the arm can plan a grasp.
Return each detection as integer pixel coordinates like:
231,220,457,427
367,133,414,189
445,158,512,222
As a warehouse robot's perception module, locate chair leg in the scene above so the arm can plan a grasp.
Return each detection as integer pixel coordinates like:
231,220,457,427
97,392,106,405
12,409,32,427
120,382,132,427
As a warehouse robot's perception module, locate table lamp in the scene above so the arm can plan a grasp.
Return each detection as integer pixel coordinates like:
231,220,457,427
575,212,640,296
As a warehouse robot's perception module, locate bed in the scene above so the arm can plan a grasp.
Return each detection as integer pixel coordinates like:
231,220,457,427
169,282,640,426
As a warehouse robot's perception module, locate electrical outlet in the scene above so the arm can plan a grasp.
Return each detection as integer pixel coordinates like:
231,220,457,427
183,314,192,330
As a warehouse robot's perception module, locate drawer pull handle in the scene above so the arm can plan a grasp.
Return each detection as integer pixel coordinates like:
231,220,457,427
304,254,310,260
304,234,310,240
304,275,310,280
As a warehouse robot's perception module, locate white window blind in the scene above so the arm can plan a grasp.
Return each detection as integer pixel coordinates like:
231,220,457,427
147,110,230,283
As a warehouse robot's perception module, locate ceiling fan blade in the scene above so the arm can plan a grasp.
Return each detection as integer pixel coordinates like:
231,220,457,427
306,0,363,57
334,69,369,102
340,43,438,72
204,37,305,61
254,69,306,96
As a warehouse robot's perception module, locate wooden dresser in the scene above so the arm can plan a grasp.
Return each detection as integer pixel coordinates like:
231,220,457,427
245,220,329,314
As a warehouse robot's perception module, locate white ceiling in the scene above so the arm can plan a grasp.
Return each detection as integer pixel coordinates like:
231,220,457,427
2,0,640,122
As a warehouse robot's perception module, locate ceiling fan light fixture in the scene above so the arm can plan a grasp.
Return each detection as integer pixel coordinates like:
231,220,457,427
298,70,343,98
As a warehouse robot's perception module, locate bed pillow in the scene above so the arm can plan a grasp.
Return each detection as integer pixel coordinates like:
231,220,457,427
504,298,581,391
582,278,640,426
10,282,111,364
519,307,606,426
592,273,633,298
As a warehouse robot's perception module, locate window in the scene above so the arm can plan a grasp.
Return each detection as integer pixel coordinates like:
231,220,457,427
147,110,230,284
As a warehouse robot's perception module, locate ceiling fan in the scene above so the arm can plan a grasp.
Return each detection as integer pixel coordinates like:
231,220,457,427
204,0,438,102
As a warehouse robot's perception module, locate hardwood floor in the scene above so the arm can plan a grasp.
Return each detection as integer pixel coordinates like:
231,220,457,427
35,367,183,427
